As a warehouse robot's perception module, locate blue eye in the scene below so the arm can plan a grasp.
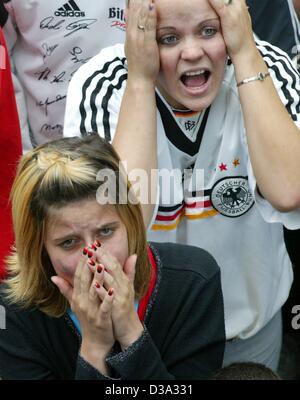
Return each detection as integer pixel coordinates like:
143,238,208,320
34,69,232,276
202,27,217,37
99,227,114,237
60,239,77,249
159,35,178,45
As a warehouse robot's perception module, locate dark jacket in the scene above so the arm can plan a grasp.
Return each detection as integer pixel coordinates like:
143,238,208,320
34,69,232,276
0,243,225,380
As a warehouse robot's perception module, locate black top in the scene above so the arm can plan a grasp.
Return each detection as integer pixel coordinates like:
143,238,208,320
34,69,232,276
0,242,225,380
247,0,299,58
0,2,8,28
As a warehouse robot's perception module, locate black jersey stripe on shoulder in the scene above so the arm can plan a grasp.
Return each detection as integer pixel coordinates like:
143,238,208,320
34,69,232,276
259,40,300,83
258,43,300,120
90,59,126,139
156,93,211,156
79,57,124,136
89,63,126,137
100,73,127,141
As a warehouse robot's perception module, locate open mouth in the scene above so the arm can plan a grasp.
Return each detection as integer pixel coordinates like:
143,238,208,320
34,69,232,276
180,70,210,88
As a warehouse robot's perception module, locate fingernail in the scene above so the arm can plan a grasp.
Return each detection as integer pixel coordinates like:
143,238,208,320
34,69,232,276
90,244,97,251
94,240,101,247
95,281,100,289
108,288,114,296
88,259,95,266
87,250,93,258
83,247,89,255
97,265,103,274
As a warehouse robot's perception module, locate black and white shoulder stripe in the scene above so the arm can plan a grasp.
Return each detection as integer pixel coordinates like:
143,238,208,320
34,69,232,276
256,39,300,122
78,45,127,141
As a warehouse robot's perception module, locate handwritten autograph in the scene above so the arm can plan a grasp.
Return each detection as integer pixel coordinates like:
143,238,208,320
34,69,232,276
40,124,63,138
51,71,66,84
40,17,65,30
70,47,92,65
65,19,97,37
36,95,67,116
34,67,51,81
42,43,59,62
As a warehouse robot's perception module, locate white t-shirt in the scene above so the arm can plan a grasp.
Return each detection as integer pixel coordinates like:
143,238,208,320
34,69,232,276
64,42,300,340
3,0,126,151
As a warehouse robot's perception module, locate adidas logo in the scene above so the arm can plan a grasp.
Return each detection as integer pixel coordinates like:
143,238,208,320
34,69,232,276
54,0,85,17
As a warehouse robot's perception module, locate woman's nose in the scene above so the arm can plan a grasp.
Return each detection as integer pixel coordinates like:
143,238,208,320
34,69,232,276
181,39,204,61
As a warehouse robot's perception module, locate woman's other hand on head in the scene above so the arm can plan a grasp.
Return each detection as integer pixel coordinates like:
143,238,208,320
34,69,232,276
208,0,257,62
125,0,159,84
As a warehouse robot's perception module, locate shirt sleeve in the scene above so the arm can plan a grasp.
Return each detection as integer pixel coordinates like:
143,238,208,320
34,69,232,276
64,44,127,142
0,297,55,379
247,40,300,229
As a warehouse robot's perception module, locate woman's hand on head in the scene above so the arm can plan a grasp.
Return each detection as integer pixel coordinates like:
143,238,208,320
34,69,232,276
93,246,144,351
208,0,257,62
125,0,160,84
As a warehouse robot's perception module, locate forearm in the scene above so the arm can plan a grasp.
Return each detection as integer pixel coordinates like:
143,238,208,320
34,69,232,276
234,48,300,211
113,78,157,226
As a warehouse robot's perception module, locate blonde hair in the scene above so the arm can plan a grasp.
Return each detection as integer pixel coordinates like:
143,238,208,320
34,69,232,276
4,134,151,317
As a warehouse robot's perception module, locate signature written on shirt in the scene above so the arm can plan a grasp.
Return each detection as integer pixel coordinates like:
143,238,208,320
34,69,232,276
42,43,59,62
40,17,97,37
40,123,63,139
34,44,91,84
36,95,67,116
70,47,92,65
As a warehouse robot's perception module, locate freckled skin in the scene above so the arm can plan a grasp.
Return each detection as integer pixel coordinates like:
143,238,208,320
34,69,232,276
44,200,129,286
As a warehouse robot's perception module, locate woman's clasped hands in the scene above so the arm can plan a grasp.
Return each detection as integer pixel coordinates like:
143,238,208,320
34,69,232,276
51,240,144,375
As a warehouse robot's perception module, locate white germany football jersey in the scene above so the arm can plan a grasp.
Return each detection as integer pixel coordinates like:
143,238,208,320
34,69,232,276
64,41,300,340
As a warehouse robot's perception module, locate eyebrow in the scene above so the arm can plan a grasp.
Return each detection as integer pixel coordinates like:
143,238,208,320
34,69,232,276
157,18,220,32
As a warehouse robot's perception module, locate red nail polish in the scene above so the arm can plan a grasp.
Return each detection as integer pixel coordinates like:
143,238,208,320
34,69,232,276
83,247,89,255
91,244,97,250
87,250,93,258
97,265,102,274
108,288,114,296
95,281,100,289
94,240,101,247
88,259,95,266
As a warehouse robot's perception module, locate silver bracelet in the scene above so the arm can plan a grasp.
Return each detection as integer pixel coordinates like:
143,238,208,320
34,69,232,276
237,71,270,87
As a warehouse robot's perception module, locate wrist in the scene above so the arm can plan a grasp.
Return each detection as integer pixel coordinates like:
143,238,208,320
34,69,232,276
231,46,261,71
232,49,269,85
80,340,112,375
126,77,156,93
119,321,144,351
